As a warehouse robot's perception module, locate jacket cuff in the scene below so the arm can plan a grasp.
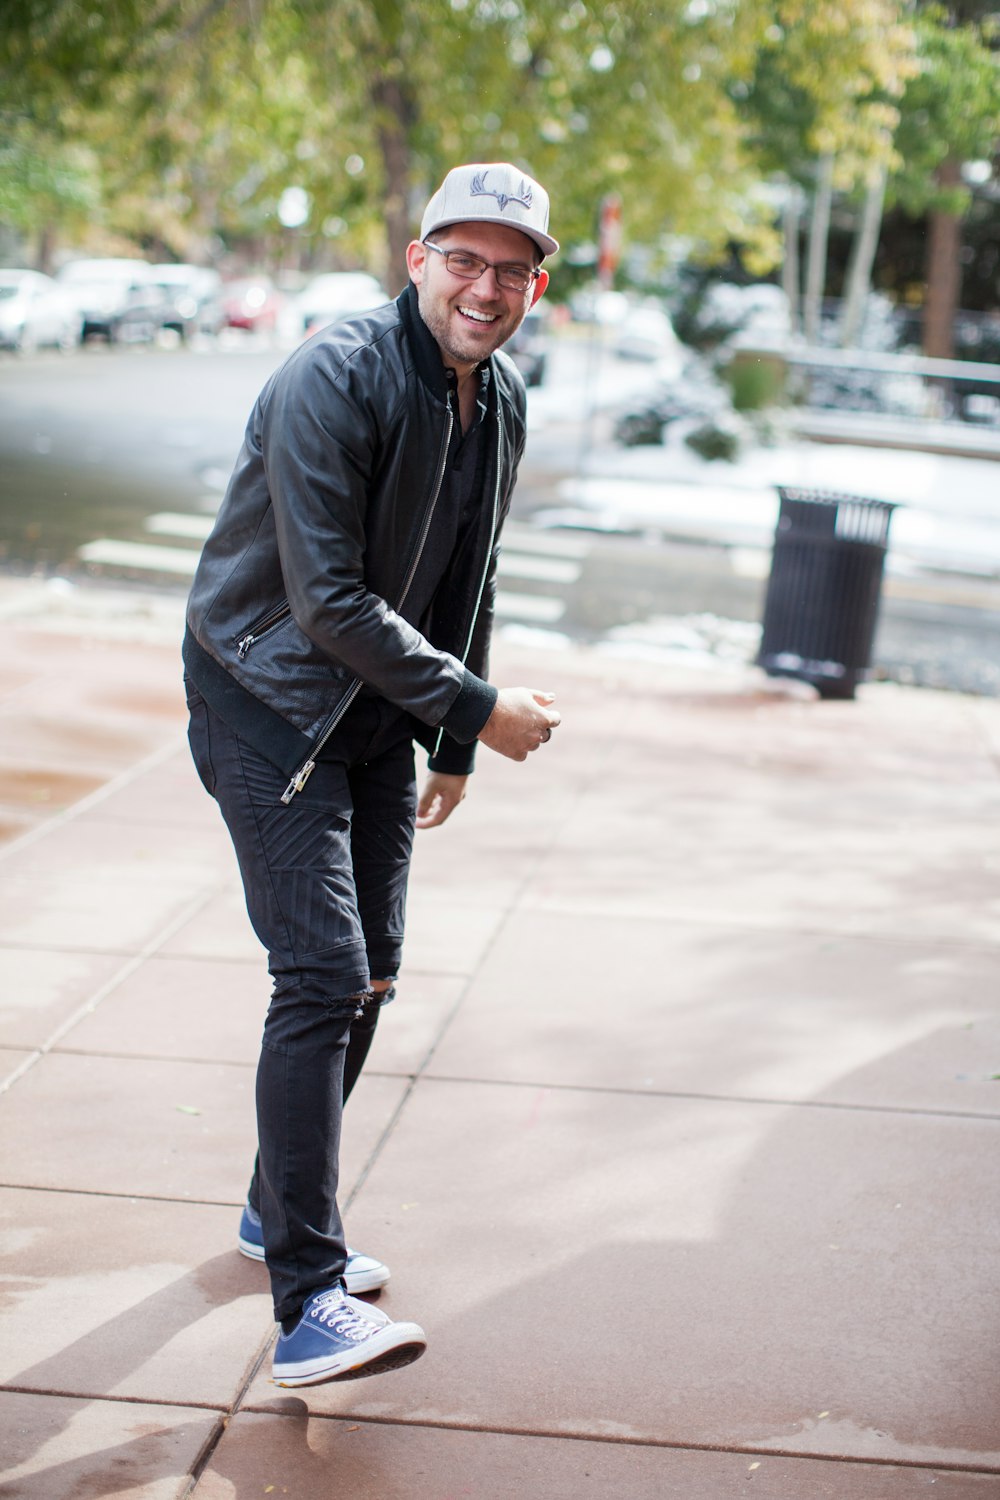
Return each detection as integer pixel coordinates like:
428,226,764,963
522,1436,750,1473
428,738,478,776
440,669,498,744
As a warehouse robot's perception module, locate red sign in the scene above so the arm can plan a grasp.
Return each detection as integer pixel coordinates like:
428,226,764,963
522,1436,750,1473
598,194,622,288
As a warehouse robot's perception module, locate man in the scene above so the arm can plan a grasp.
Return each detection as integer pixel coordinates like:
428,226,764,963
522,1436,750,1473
183,162,560,1389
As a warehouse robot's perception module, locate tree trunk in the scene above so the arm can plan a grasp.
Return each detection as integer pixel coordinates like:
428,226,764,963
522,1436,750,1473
923,156,963,359
35,224,56,275
369,71,416,294
803,152,834,345
781,191,801,337
839,163,887,348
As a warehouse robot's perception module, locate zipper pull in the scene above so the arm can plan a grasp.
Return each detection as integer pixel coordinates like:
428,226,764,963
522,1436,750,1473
236,633,255,659
281,759,315,805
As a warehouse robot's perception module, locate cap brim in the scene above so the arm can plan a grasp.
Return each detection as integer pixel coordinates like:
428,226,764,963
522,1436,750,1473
422,215,559,260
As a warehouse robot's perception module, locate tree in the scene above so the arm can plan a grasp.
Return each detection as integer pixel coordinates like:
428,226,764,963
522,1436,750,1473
280,0,787,290
839,153,890,347
10,0,991,339
1,0,791,284
0,0,287,263
0,122,100,270
890,5,1000,356
739,0,917,342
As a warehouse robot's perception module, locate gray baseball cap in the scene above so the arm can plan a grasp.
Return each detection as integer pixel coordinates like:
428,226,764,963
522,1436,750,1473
420,162,559,259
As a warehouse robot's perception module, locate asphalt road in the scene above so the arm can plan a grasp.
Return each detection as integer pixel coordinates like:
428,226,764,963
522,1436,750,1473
1,333,999,696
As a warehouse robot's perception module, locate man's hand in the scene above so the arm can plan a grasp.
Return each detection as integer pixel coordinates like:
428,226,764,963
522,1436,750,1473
416,772,469,829
477,688,561,762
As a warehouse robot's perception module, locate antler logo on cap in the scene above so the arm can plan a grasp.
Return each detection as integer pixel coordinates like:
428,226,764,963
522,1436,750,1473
470,169,533,214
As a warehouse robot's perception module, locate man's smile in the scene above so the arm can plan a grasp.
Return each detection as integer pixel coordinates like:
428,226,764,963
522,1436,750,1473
457,305,499,325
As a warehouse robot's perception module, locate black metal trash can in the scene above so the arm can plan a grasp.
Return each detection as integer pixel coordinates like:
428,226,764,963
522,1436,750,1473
757,487,897,699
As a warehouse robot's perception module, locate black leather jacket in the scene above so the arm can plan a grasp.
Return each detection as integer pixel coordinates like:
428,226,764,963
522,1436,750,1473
183,284,527,799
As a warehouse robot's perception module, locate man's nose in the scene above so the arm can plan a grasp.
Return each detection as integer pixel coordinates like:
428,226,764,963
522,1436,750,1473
474,266,504,296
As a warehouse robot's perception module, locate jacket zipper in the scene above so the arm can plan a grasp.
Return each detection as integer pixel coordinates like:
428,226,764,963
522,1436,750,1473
236,602,292,660
431,414,503,760
281,406,455,805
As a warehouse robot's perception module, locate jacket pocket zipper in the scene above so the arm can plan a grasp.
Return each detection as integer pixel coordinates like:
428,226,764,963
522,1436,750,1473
280,679,363,804
236,602,291,659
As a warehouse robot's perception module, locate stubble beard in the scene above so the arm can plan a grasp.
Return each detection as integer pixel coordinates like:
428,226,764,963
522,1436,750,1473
417,281,522,369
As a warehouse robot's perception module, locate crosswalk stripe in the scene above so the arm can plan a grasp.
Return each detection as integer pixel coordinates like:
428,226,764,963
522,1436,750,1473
76,543,572,623
145,512,216,540
502,521,590,558
79,516,587,614
498,553,581,584
494,590,566,622
79,540,200,575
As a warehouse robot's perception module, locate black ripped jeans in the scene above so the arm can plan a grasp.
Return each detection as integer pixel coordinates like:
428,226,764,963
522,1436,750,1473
186,683,416,1322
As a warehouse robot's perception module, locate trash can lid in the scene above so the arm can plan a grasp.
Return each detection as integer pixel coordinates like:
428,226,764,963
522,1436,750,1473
775,486,898,544
777,486,898,513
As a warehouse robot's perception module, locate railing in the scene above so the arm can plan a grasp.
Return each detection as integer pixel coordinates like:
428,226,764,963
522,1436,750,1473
816,300,1000,364
735,339,1000,427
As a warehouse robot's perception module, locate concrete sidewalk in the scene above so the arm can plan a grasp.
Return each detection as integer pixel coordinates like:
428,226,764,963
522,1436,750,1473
1,581,999,1499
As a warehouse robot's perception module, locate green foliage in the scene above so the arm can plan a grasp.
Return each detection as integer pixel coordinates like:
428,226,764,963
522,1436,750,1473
739,0,918,190
0,122,100,232
890,6,1000,216
1,0,784,270
684,417,743,461
724,350,787,410
0,0,994,288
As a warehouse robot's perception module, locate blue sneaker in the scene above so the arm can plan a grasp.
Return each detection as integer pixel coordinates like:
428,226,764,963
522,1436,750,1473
237,1203,390,1294
272,1285,426,1386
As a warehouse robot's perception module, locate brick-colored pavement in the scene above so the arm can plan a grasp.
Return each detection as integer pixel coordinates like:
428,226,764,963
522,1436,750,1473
2,580,999,1499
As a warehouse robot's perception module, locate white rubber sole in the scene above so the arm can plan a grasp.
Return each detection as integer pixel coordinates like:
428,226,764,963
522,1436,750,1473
272,1323,427,1387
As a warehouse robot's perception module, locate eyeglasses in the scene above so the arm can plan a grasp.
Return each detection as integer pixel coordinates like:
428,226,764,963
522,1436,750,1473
423,240,540,294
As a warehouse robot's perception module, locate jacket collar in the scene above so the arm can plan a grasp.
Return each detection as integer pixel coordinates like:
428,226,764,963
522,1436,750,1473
398,282,449,402
397,281,493,407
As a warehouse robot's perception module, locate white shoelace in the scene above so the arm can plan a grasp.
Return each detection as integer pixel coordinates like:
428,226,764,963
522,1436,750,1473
310,1292,376,1342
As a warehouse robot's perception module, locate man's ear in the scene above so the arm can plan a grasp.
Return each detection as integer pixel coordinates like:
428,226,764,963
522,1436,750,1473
529,268,549,307
405,240,428,284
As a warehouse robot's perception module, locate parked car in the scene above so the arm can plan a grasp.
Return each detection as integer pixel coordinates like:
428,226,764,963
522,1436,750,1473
506,304,549,386
221,276,285,332
0,270,82,352
295,272,388,337
568,287,630,326
151,264,225,339
613,299,682,366
55,258,170,343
